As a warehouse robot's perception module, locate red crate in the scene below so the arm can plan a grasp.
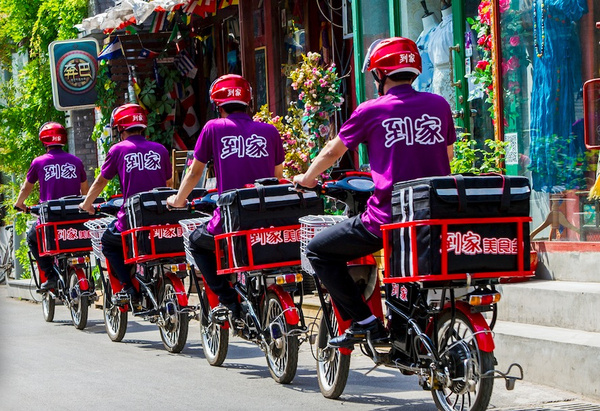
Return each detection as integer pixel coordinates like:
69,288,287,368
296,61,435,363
381,216,534,284
122,224,186,264
215,225,303,274
36,219,95,256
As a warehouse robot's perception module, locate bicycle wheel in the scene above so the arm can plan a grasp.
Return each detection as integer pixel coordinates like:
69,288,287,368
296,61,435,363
42,291,55,322
263,291,299,384
432,310,494,411
316,301,351,399
200,289,228,366
68,269,88,330
159,277,189,353
103,280,127,342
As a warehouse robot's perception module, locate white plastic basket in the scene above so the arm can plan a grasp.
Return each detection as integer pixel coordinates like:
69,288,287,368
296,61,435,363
299,215,348,274
179,217,211,267
83,217,115,260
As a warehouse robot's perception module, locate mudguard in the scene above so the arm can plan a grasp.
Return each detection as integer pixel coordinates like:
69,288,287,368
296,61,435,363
447,300,495,353
105,262,128,313
267,284,300,325
164,271,189,307
74,267,89,291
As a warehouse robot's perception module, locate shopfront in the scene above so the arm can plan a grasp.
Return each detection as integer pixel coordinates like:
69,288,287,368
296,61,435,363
351,0,600,249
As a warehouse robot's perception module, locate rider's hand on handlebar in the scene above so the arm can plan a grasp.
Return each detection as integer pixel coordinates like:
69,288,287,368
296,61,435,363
292,174,318,191
166,194,187,209
13,202,26,212
78,201,96,215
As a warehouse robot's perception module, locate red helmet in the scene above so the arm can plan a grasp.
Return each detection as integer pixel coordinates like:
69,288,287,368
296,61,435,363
110,104,147,132
39,122,67,146
209,74,252,107
362,37,422,77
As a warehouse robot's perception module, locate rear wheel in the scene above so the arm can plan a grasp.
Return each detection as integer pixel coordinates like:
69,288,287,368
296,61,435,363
159,277,189,353
42,292,55,323
68,269,88,330
432,311,494,411
103,280,127,342
264,291,299,384
200,289,229,366
316,301,351,399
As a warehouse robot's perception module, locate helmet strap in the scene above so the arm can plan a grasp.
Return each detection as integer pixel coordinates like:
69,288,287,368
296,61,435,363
372,71,387,96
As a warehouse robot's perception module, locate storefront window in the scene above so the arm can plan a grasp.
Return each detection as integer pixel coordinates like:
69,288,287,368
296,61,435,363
360,0,390,101
279,1,307,109
498,0,598,241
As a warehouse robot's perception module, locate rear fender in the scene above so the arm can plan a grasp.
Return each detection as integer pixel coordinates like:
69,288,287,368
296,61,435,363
164,271,189,307
267,284,300,325
74,267,89,291
445,301,495,353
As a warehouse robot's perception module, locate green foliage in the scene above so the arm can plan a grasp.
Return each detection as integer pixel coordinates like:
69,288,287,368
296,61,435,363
451,134,508,174
0,0,87,266
15,237,32,279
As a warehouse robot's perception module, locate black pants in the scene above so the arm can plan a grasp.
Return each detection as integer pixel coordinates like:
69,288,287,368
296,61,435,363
101,220,133,287
306,215,383,322
189,224,237,305
27,224,54,279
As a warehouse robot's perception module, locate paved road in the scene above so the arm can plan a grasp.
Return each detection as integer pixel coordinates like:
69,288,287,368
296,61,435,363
0,284,598,411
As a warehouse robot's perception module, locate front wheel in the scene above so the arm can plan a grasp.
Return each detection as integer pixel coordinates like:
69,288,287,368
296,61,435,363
200,289,228,366
316,301,350,398
68,269,88,330
42,292,55,323
263,291,299,384
159,277,189,353
432,311,494,411
103,279,127,342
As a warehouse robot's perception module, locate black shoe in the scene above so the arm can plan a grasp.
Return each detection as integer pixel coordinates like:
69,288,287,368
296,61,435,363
40,278,58,291
122,286,140,303
224,302,244,329
328,318,388,348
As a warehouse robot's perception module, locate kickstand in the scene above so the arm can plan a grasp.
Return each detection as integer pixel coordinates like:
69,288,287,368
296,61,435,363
482,363,524,390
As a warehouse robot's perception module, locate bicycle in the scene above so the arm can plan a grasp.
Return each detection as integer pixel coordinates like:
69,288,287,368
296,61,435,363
181,183,321,384
87,188,204,353
24,196,103,329
0,224,14,283
300,173,532,409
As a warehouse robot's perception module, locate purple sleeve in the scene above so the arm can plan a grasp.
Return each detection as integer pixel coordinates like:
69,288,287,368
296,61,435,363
194,122,213,164
26,159,39,184
337,105,366,151
445,104,457,146
77,159,87,182
100,146,119,180
272,125,285,165
162,146,172,180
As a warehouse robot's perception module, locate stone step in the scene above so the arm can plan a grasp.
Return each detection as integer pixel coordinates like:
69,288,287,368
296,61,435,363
493,320,600,401
497,279,600,333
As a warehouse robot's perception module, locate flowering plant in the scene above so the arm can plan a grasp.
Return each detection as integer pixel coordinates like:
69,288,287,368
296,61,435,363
467,0,495,119
254,52,343,178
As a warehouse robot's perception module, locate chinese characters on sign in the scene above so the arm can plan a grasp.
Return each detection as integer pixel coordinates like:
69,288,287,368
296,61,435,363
49,38,99,111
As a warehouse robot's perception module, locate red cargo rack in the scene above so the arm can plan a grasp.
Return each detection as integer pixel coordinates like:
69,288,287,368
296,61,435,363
215,224,303,275
122,224,186,264
381,216,534,284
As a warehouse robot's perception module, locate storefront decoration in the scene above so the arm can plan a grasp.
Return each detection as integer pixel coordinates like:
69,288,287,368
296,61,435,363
254,52,343,179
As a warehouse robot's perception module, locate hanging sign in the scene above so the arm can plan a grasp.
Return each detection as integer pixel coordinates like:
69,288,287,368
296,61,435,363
48,38,100,111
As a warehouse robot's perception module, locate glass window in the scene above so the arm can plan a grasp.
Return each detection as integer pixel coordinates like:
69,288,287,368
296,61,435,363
498,0,598,241
360,0,390,101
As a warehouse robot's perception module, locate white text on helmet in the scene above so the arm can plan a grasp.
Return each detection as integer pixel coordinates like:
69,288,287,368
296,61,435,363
226,88,242,97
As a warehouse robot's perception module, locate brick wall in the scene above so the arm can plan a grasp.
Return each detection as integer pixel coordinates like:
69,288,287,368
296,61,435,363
68,109,98,182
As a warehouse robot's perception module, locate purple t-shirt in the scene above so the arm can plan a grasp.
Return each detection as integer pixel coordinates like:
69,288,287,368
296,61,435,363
27,148,87,202
194,112,284,234
339,84,456,237
101,135,172,231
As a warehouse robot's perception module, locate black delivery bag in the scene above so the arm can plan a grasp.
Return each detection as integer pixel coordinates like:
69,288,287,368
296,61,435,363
217,182,324,268
390,174,531,277
39,195,105,253
125,187,207,258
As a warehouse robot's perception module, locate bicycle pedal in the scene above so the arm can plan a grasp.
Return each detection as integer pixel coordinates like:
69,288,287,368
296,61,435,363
209,306,229,323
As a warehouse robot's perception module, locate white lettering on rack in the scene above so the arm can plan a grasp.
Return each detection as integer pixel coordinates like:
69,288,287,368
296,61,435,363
250,228,300,246
447,231,517,255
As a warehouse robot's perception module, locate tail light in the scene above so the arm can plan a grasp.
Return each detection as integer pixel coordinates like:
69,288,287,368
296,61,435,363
68,256,90,265
275,273,303,285
168,263,190,273
469,291,501,306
